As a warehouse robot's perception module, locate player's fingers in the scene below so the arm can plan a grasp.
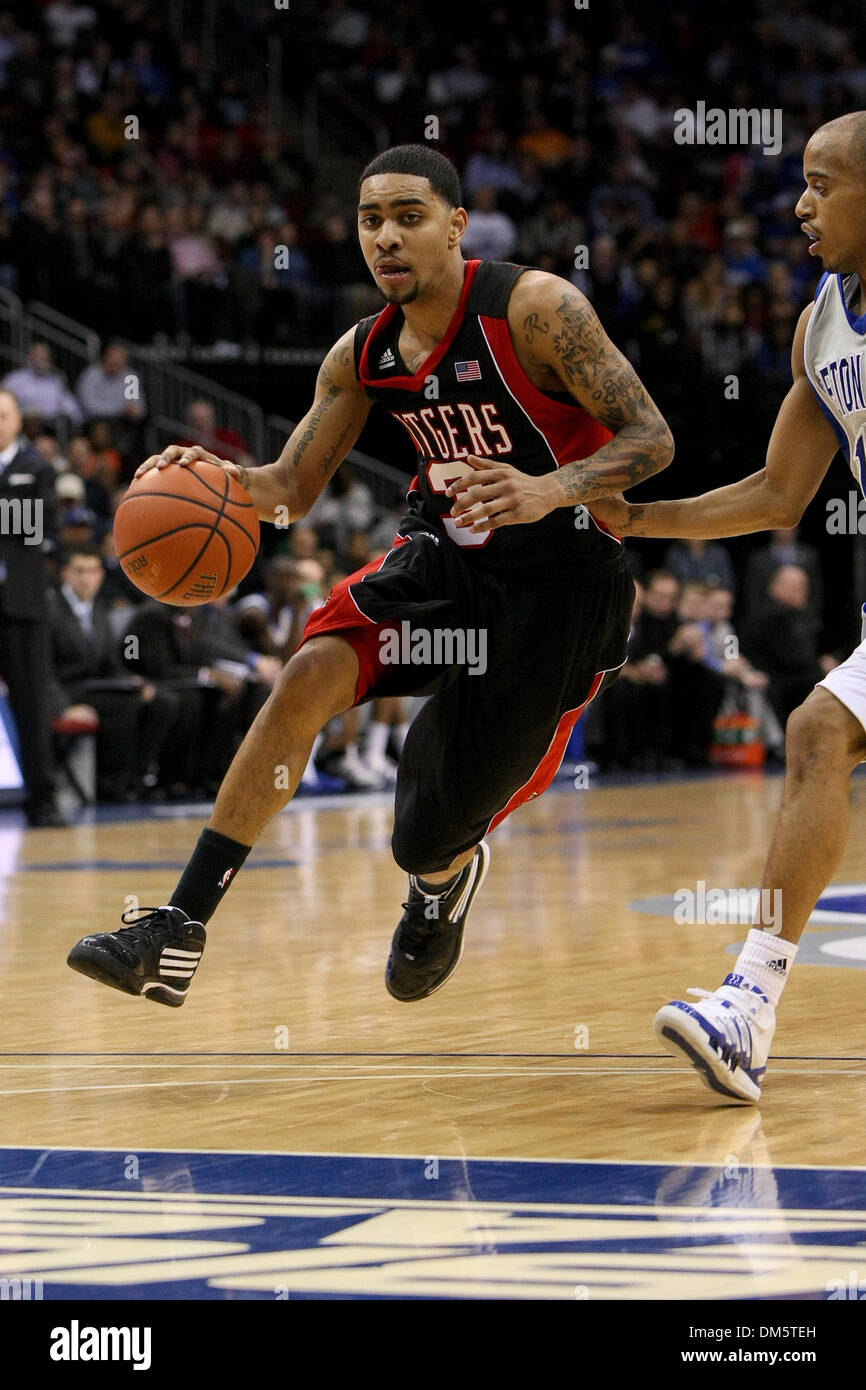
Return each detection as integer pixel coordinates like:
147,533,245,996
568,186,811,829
446,465,502,497
455,498,499,527
132,458,166,480
450,482,500,516
471,508,511,532
178,444,241,477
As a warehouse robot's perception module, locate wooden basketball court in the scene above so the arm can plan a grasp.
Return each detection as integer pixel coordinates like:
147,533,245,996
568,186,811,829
2,769,865,1300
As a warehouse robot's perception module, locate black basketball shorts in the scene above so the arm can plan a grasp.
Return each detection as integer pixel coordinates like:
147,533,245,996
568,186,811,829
300,517,635,872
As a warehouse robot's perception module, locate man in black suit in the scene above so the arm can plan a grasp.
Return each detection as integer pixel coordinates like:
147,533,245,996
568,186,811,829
125,599,279,793
0,387,61,825
48,543,180,800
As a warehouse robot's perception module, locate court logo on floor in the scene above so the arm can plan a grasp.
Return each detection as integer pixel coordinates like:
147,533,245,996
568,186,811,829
2,1148,866,1300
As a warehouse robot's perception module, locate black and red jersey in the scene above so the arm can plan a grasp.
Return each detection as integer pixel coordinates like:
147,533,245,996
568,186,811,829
353,258,621,568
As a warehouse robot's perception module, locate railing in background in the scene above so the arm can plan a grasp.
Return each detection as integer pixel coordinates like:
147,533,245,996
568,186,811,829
134,349,265,462
302,72,389,169
0,287,24,366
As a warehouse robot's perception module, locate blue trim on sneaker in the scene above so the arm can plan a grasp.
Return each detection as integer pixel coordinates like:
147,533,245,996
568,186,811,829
666,1000,765,1084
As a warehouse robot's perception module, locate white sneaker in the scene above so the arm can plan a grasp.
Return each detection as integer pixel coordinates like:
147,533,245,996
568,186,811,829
654,982,776,1103
334,744,381,790
363,752,398,786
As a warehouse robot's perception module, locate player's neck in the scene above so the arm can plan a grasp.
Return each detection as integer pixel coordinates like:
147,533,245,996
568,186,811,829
398,256,467,344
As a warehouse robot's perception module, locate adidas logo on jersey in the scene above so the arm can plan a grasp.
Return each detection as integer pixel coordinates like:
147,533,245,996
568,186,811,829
378,348,396,370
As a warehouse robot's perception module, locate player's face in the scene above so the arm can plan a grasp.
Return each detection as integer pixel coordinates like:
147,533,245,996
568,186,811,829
795,134,866,275
358,174,465,304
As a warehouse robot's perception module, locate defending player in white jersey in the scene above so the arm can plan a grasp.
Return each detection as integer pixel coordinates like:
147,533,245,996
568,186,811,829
590,111,866,1102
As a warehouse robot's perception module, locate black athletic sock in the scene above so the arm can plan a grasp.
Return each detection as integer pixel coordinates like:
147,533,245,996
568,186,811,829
169,828,251,925
415,870,461,898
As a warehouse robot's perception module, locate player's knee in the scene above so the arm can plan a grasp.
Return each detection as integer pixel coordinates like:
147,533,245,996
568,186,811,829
785,695,863,777
391,821,454,876
272,640,356,724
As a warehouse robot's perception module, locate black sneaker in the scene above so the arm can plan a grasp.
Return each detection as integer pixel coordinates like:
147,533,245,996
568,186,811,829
67,905,206,1007
386,841,490,1002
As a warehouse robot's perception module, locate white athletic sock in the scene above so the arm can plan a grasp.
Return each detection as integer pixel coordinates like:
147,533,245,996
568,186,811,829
729,927,798,1008
301,733,323,785
366,720,390,763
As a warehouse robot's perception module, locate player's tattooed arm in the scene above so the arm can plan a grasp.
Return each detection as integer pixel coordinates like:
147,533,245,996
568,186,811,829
540,286,674,505
590,304,839,538
270,329,372,520
446,277,673,534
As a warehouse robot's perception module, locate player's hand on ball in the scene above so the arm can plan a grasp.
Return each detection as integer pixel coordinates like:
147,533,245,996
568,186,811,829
134,443,242,481
446,455,559,531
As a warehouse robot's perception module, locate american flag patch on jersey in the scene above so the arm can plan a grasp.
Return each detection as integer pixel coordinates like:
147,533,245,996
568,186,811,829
454,360,482,382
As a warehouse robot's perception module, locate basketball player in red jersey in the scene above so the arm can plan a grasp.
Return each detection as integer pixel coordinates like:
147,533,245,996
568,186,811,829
68,145,673,1006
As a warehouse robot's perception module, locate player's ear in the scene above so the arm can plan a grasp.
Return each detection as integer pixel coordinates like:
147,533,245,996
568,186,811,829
448,208,468,247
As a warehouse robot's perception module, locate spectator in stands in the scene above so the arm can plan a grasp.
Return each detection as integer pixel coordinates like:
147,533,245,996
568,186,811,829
0,387,63,824
235,556,325,663
2,343,82,429
44,1,97,51
742,525,823,622
180,399,254,469
703,585,784,758
76,341,145,423
33,428,68,474
463,129,522,201
47,543,179,800
302,462,374,552
461,186,518,262
121,203,177,343
742,565,838,727
165,202,226,343
124,597,280,794
663,538,736,592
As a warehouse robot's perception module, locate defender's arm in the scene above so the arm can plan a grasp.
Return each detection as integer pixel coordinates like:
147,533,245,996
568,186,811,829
595,304,840,538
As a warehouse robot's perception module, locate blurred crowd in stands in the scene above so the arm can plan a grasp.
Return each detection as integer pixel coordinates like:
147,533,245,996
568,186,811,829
0,0,862,813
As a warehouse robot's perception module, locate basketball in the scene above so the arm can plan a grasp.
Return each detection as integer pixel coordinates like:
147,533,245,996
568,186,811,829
112,461,260,606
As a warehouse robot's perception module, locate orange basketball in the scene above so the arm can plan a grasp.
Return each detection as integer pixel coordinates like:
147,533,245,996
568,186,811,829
113,461,260,606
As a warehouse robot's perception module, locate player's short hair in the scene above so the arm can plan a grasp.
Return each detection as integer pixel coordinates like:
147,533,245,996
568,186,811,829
359,145,462,208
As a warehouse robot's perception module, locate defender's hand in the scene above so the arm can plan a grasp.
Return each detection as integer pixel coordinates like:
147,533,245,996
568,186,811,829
446,455,560,531
134,443,242,481
586,492,630,534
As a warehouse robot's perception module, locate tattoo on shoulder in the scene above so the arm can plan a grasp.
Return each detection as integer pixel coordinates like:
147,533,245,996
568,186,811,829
336,342,351,369
522,312,550,344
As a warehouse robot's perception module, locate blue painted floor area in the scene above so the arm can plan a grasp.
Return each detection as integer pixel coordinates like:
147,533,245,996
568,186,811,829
2,1146,865,1300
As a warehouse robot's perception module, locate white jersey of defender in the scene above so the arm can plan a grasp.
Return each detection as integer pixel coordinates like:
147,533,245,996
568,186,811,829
804,271,866,490
807,271,866,732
